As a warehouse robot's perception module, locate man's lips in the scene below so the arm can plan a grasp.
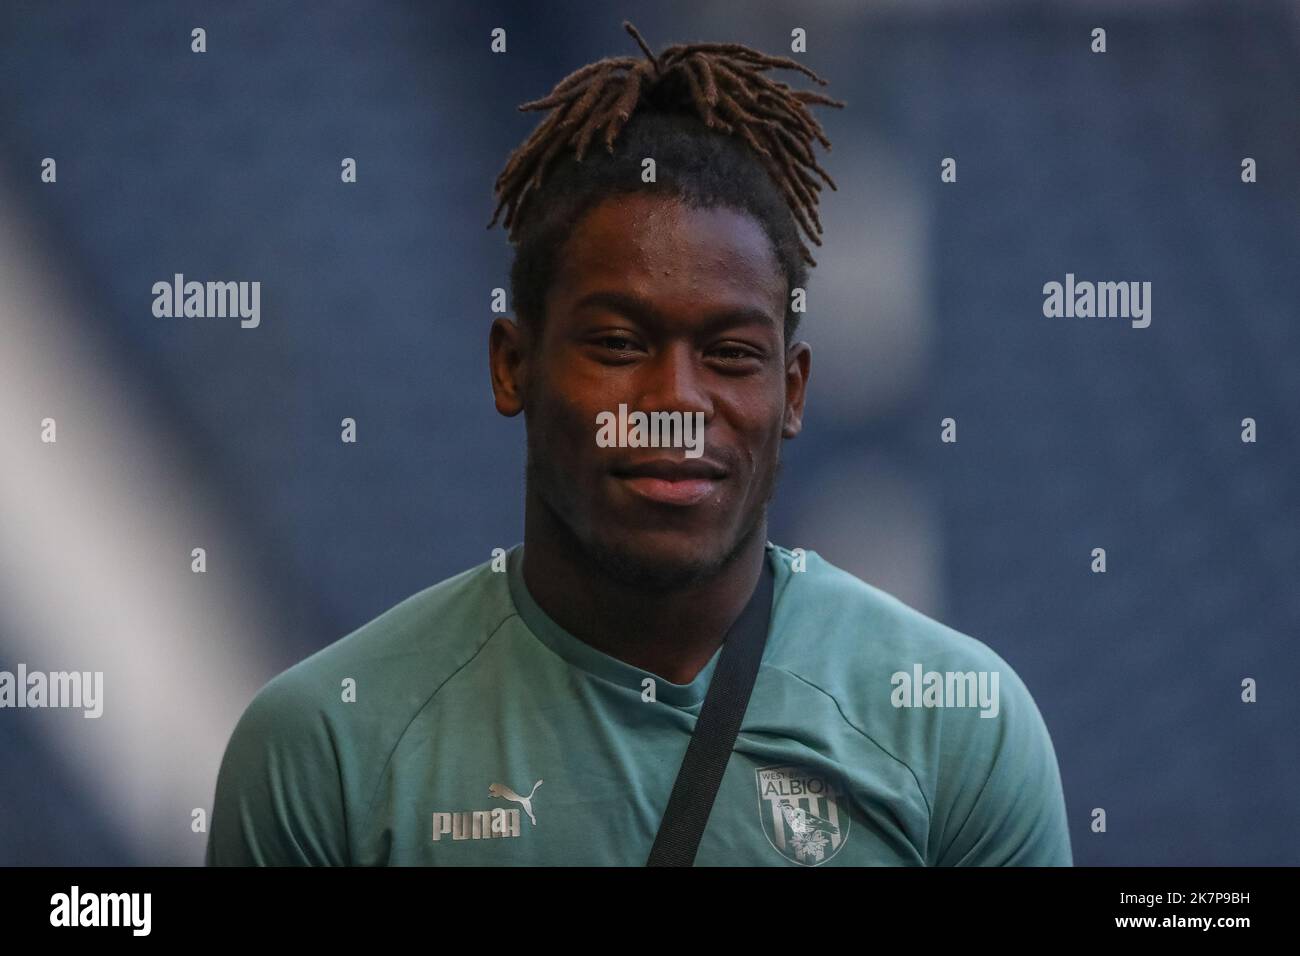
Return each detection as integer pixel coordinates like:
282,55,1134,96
610,458,728,507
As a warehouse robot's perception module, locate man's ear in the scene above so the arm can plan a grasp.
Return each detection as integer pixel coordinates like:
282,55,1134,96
489,317,527,417
782,341,811,439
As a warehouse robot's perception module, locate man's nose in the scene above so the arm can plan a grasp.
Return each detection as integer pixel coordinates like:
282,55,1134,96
635,342,711,417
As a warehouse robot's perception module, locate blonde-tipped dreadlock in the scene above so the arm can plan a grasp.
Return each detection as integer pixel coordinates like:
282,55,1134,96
488,20,844,268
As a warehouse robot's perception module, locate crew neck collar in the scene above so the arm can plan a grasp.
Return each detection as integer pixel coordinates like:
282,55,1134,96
505,542,780,709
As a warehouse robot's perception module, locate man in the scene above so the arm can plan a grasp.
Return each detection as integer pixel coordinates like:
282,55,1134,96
207,22,1072,866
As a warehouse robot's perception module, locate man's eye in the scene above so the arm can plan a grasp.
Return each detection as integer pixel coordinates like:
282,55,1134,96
713,345,760,361
601,336,637,352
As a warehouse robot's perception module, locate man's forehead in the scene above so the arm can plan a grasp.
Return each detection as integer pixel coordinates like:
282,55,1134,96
553,195,786,311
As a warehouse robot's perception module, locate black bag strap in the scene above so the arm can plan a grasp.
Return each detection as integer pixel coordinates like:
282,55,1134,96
646,554,775,866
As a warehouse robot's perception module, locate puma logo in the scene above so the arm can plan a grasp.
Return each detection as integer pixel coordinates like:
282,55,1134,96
488,780,543,826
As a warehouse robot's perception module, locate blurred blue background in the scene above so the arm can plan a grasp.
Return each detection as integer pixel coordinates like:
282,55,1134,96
0,0,1296,865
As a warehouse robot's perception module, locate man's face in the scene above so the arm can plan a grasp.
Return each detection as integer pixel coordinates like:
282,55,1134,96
492,192,811,590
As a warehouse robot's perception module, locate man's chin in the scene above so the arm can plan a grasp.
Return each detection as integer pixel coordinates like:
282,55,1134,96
584,533,730,593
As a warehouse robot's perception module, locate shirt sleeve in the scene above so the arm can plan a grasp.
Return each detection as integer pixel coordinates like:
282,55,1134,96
930,665,1073,866
206,672,350,866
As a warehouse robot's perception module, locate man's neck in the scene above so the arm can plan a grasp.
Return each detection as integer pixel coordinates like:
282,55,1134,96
520,504,768,685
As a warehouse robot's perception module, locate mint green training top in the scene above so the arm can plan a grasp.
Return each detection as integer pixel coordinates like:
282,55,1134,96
207,543,1072,866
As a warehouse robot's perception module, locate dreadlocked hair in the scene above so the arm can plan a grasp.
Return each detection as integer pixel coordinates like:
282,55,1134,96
487,20,844,343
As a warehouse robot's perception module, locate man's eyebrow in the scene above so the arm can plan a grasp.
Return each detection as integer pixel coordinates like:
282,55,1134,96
571,290,780,333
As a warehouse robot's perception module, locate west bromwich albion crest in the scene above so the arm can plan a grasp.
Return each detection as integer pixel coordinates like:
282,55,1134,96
755,764,851,865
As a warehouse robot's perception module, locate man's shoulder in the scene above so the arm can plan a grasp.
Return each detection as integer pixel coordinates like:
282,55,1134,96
257,550,517,711
768,543,1011,678
230,552,516,768
767,544,1071,865
208,552,521,864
